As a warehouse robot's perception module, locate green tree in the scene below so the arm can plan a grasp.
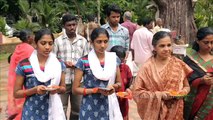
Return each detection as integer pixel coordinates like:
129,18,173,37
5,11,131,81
11,0,41,33
31,0,68,32
69,0,154,24
0,0,9,16
130,0,155,23
14,19,40,32
0,17,7,35
18,0,32,22
1,0,21,22
194,0,213,28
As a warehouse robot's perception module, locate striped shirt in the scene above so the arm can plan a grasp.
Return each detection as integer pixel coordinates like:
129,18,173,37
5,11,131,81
101,23,130,51
53,32,89,84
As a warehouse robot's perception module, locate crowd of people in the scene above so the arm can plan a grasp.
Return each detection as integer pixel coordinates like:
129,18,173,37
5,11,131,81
4,3,213,120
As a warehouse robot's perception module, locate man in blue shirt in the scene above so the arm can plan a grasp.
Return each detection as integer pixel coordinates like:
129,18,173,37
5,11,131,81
101,4,130,51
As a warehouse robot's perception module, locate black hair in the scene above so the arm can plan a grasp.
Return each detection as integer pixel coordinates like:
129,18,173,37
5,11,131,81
87,14,95,22
192,27,213,51
152,31,171,47
62,14,78,25
90,28,109,42
7,53,12,64
34,29,54,44
141,18,153,26
110,45,126,60
13,29,33,42
106,4,122,17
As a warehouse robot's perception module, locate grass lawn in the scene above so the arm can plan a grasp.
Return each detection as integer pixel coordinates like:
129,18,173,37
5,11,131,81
0,53,10,61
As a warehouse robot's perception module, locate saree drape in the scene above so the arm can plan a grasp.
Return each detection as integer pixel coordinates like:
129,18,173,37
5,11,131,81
183,49,213,120
133,56,192,120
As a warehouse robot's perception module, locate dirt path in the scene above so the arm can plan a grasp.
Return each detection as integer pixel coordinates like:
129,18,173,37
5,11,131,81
0,59,140,120
0,59,9,119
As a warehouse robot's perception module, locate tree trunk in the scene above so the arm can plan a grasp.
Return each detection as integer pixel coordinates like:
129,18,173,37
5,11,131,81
97,0,101,25
153,0,197,44
73,0,80,16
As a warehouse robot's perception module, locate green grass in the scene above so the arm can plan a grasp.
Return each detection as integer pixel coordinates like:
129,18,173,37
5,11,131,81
0,53,10,61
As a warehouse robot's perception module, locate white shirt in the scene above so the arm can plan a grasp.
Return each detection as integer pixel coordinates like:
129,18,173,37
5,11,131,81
131,27,154,66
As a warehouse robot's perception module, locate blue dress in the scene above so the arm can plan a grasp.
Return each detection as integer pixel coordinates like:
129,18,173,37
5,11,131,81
16,58,65,120
76,55,120,120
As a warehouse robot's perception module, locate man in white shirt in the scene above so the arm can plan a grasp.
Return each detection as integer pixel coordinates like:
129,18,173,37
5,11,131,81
131,18,154,67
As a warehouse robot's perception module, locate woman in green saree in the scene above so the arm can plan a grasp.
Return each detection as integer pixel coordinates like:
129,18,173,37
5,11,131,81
184,27,213,120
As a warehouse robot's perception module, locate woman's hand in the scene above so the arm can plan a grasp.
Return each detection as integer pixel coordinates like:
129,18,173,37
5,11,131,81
49,85,61,94
126,88,133,99
65,61,75,69
178,89,189,95
36,85,47,95
126,88,132,94
116,88,133,99
201,73,213,85
107,85,115,95
161,91,174,100
97,89,109,96
98,86,115,96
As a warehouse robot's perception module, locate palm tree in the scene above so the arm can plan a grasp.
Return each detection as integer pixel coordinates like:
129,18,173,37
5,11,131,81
18,0,32,22
14,18,40,32
11,0,40,32
32,0,67,32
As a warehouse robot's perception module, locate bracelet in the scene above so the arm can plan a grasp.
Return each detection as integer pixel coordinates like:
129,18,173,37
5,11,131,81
92,88,98,94
83,88,87,96
23,90,27,98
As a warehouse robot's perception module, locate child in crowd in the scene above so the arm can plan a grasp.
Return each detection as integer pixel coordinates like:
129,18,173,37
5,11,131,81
110,45,133,120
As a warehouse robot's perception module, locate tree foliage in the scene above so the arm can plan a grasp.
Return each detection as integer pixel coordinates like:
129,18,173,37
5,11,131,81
0,0,9,14
13,19,40,32
66,0,155,24
0,0,154,33
0,0,213,35
0,17,7,35
18,0,32,22
194,0,213,28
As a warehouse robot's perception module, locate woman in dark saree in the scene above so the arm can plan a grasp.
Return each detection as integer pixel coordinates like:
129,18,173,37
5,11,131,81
184,27,213,120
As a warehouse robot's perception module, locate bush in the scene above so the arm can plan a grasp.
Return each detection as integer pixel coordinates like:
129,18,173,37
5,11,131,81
0,17,7,35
